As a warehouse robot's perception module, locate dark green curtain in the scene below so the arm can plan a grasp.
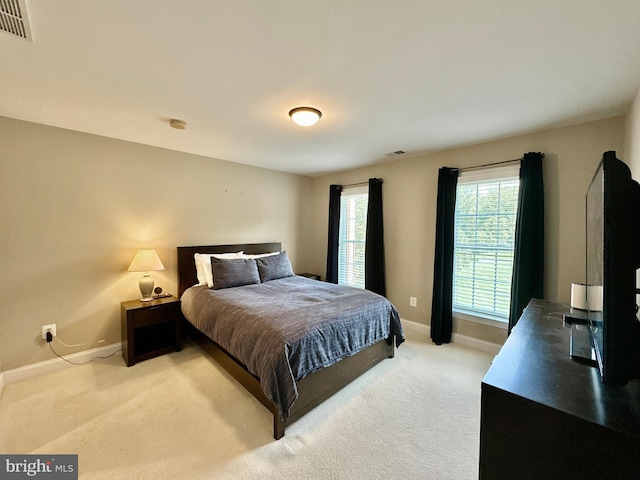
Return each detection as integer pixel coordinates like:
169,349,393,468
325,184,342,283
430,167,458,345
508,152,544,333
365,178,386,296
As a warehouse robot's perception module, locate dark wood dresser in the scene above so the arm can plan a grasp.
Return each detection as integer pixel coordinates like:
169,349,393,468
480,298,640,479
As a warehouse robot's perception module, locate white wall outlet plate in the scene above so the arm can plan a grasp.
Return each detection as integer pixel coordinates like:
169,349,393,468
42,324,56,339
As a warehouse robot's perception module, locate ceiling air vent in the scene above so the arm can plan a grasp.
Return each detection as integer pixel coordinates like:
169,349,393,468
0,0,33,41
384,150,406,157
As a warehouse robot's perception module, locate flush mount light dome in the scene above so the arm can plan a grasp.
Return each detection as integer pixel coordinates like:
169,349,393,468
289,107,322,126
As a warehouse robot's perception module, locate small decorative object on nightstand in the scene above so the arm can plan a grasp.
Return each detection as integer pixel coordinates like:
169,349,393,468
153,286,172,299
298,273,321,281
121,296,182,367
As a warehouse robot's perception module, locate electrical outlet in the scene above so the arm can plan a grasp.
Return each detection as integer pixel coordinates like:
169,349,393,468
410,297,417,307
42,324,56,340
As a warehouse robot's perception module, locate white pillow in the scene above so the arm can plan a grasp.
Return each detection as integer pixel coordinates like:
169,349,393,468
241,252,280,259
194,252,244,287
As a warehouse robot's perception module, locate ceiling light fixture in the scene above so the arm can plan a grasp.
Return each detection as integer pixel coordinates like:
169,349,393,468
169,119,187,130
289,107,322,127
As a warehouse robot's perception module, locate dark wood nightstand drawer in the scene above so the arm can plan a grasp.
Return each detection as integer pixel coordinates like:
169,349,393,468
133,302,180,328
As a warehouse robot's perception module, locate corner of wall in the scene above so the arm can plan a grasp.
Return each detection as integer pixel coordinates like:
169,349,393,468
624,83,640,176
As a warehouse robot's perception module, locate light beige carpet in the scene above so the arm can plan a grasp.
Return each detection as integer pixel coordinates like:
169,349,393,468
0,331,492,479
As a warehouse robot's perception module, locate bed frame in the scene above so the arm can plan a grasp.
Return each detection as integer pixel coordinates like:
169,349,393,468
177,242,396,439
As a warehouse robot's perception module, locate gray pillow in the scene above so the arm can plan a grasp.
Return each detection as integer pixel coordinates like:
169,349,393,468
256,251,294,282
211,257,261,290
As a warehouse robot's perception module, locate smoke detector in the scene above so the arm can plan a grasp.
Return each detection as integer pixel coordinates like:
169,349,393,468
169,119,187,130
0,0,33,41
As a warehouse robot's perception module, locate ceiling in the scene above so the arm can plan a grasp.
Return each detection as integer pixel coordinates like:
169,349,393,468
1,1,640,176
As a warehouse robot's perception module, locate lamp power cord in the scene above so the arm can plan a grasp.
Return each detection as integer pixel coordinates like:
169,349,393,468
46,332,121,365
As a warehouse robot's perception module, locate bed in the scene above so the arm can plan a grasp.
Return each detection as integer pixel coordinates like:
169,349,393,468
177,242,404,439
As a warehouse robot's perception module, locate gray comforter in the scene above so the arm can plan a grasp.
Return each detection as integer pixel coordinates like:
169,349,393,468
180,275,404,421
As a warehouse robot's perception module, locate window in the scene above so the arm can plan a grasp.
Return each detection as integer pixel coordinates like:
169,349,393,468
338,185,368,288
453,165,520,323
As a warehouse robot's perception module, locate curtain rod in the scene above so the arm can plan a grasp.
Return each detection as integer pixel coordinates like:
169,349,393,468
342,181,369,188
454,153,545,173
342,178,384,188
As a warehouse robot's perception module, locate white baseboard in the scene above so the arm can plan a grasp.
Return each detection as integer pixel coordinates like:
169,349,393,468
1,320,501,390
401,318,502,355
0,342,122,387
401,318,430,336
451,331,502,355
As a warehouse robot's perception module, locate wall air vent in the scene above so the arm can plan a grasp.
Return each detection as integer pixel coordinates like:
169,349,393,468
0,0,33,41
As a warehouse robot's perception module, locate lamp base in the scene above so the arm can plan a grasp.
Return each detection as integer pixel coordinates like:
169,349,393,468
139,273,154,302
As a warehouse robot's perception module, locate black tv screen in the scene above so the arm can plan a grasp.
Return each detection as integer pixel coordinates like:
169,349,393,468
586,151,640,386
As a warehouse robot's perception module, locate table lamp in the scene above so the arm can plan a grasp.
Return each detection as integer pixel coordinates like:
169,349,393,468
128,249,165,301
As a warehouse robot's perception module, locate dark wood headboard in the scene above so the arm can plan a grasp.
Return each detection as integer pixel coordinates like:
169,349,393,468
177,242,281,297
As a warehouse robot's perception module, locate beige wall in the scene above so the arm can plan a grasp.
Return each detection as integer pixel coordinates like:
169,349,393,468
624,84,640,177
0,117,313,370
0,113,631,371
624,84,640,298
307,116,625,345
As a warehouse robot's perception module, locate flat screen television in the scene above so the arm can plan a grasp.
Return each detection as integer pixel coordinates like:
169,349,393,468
586,151,640,386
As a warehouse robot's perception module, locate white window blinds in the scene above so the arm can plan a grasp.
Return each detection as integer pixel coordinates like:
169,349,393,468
453,165,520,320
338,185,368,289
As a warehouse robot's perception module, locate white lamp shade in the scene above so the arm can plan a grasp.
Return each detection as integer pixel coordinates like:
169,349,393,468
128,249,165,272
570,283,603,311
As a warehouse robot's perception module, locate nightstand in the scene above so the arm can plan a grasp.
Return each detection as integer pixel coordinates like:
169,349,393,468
298,272,321,281
121,296,182,367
